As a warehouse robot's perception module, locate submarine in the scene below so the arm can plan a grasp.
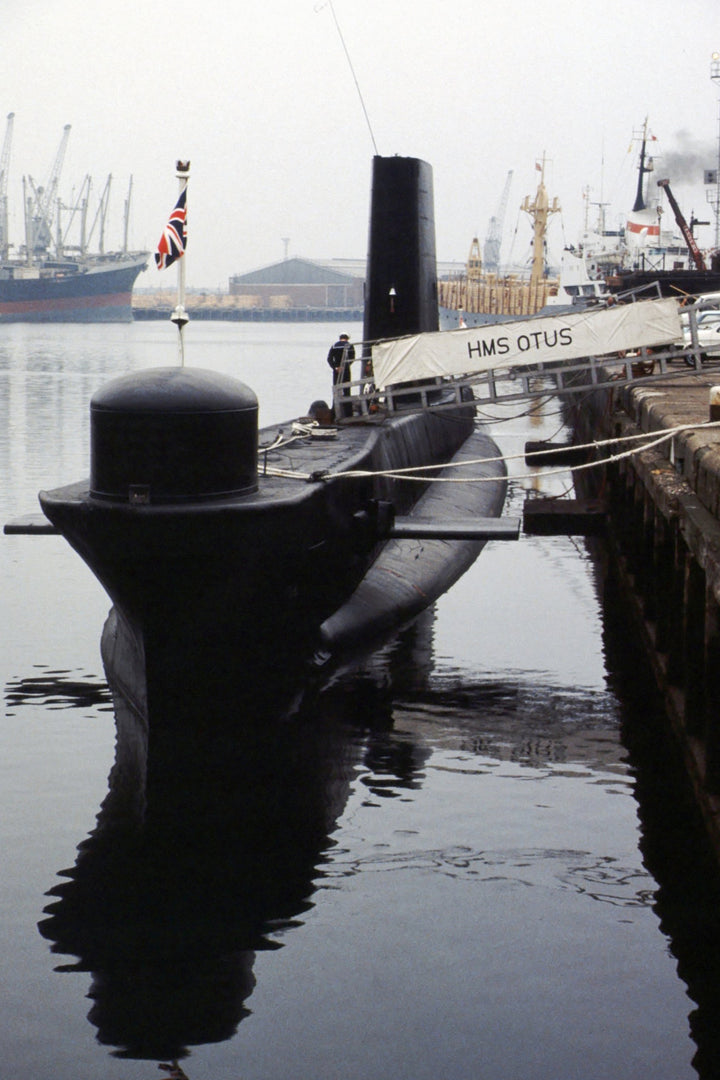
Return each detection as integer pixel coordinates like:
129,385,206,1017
34,156,514,720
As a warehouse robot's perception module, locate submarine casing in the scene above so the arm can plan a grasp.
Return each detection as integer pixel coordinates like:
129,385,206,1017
38,156,503,718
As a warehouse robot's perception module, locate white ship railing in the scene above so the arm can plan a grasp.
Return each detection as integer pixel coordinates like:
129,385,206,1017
332,297,720,416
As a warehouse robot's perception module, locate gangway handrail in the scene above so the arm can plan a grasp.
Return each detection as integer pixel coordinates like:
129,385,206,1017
615,281,663,303
332,300,720,417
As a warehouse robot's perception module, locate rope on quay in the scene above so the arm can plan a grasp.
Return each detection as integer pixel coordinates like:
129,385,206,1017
260,419,720,485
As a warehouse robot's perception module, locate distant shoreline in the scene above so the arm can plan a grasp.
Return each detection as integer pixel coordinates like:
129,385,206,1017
132,305,363,322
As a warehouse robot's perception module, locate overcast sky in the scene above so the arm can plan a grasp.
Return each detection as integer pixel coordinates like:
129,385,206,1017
1,0,719,289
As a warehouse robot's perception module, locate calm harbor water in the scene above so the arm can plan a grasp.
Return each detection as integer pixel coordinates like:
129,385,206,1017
2,321,720,1079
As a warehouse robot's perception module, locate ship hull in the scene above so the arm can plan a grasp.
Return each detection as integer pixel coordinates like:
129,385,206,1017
0,255,148,322
41,401,501,719
606,267,720,300
33,155,509,723
439,300,580,330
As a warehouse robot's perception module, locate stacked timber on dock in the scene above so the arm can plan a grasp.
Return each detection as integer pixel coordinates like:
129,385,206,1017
132,291,362,322
437,274,558,318
576,367,720,855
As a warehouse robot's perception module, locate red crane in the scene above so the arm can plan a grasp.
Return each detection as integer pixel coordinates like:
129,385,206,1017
657,177,707,271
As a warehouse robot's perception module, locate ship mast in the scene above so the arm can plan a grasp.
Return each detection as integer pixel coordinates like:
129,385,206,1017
710,53,720,250
632,117,654,213
520,154,560,284
123,176,133,254
0,113,14,262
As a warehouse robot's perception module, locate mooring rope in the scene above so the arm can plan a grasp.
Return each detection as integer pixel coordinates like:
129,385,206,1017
261,418,720,485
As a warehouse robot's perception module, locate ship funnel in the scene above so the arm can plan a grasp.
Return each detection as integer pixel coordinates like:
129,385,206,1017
363,156,439,343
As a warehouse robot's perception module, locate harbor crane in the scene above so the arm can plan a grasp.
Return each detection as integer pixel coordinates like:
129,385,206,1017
483,169,513,272
0,112,14,260
26,123,71,254
657,177,707,271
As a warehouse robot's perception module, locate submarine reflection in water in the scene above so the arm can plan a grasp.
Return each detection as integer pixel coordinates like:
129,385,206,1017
34,581,720,1073
36,618,433,1063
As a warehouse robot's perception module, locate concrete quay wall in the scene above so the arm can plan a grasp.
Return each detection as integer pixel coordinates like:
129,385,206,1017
576,369,720,853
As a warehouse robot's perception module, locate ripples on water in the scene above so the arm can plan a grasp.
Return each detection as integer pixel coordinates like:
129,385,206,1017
2,323,720,1079
5,668,113,713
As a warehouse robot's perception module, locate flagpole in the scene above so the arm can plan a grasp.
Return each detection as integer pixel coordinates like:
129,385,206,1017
170,160,190,366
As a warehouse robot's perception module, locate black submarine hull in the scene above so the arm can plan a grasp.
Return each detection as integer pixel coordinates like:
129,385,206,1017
43,397,493,718
38,156,507,719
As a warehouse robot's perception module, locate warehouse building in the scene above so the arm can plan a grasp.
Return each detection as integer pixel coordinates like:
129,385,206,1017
228,257,364,314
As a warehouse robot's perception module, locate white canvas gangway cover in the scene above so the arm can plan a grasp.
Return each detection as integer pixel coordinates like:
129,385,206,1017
370,297,683,388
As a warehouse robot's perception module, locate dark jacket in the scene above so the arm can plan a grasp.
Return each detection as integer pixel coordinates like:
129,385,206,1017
327,339,355,370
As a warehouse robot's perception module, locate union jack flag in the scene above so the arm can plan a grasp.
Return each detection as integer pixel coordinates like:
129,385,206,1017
155,187,187,270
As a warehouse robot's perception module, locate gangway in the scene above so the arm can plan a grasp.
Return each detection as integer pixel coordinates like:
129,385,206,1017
333,295,720,415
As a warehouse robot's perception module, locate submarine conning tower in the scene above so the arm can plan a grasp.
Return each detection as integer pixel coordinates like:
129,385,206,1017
363,155,439,344
90,366,258,504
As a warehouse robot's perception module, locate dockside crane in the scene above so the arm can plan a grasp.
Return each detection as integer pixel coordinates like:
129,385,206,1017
483,170,513,272
26,123,71,254
0,112,14,261
657,177,707,271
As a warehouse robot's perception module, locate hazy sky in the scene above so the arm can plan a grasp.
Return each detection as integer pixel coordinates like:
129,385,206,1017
2,0,719,289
